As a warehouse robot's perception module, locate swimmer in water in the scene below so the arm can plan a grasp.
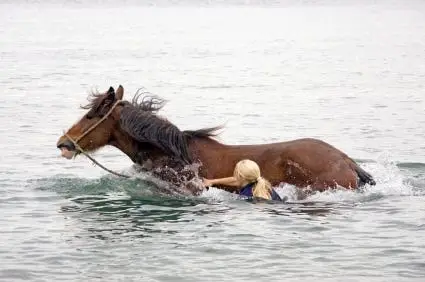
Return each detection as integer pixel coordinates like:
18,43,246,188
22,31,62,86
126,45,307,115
203,159,282,201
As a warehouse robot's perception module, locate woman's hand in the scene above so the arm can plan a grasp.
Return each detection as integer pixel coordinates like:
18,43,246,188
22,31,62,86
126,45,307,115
202,176,241,188
203,178,214,187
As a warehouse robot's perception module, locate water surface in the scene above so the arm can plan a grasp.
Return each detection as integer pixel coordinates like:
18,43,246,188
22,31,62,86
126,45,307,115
0,1,424,281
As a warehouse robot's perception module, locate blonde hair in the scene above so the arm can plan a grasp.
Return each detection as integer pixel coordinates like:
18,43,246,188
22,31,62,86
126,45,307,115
233,159,272,200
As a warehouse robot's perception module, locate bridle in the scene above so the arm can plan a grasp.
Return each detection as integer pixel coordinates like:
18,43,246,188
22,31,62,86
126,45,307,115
67,99,122,145
63,99,131,178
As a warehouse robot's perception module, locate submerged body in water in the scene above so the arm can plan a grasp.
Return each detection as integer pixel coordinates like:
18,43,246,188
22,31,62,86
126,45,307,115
239,182,284,201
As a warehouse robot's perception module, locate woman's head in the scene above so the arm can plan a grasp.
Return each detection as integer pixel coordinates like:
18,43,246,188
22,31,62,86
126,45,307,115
234,159,272,200
233,159,261,184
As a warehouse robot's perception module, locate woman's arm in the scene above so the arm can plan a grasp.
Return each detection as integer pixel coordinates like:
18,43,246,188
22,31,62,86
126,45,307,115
203,176,241,188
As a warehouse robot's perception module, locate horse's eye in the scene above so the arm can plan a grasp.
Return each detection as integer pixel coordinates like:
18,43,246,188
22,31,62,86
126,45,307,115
86,108,97,119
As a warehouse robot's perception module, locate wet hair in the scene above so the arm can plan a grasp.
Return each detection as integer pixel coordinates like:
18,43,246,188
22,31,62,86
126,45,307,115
119,94,222,164
233,159,272,200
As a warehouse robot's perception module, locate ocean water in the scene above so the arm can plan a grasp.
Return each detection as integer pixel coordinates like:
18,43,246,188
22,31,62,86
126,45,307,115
0,1,424,281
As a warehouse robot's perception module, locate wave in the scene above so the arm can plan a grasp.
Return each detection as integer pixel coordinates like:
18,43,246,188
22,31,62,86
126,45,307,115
396,162,425,169
32,174,208,207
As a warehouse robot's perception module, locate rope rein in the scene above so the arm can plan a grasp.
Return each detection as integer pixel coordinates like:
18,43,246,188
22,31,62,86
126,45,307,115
63,99,131,178
65,133,131,178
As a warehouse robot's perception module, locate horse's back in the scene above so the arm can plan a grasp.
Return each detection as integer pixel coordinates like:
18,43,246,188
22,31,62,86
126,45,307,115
258,138,360,189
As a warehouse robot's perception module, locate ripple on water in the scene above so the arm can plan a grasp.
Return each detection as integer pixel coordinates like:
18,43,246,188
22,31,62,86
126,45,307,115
0,162,423,281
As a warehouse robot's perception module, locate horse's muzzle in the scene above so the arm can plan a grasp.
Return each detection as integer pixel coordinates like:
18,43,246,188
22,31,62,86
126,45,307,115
57,139,76,152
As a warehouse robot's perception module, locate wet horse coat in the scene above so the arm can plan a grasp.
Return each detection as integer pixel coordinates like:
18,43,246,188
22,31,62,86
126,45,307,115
56,86,376,195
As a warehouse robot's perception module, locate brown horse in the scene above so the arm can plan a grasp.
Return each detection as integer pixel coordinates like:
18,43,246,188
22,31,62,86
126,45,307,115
56,85,376,195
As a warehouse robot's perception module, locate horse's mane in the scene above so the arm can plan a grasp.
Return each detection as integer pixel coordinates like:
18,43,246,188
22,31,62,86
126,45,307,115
81,91,104,110
119,89,222,164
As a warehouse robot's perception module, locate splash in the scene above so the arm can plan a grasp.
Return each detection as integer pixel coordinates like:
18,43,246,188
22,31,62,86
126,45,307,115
291,157,424,204
33,154,425,206
127,162,206,196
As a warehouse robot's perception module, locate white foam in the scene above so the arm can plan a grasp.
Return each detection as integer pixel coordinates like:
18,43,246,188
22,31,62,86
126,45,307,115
299,157,422,203
200,187,239,202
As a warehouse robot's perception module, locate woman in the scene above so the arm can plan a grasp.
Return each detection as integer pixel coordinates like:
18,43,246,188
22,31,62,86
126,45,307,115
203,159,282,201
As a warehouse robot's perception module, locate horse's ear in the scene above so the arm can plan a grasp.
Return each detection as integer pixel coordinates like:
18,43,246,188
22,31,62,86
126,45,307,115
115,85,124,100
105,86,115,105
107,86,115,94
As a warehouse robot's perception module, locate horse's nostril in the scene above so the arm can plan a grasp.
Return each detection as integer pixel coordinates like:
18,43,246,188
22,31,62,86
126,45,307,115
57,140,76,151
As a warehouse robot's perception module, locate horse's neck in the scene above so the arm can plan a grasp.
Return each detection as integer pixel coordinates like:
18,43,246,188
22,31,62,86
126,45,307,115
110,128,184,169
109,130,137,162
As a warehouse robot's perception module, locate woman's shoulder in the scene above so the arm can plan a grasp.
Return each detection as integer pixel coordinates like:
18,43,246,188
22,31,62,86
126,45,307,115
239,183,255,197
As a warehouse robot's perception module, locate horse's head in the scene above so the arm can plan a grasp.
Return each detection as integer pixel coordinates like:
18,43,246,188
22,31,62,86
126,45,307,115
56,85,124,159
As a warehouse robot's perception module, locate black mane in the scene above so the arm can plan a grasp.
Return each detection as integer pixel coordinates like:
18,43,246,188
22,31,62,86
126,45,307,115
119,92,222,164
81,90,105,110
130,88,167,113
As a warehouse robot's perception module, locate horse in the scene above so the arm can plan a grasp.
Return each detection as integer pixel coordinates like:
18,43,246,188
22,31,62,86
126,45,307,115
56,85,376,196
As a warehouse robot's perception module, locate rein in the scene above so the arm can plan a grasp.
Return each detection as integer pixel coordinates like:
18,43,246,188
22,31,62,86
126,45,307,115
64,99,131,179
